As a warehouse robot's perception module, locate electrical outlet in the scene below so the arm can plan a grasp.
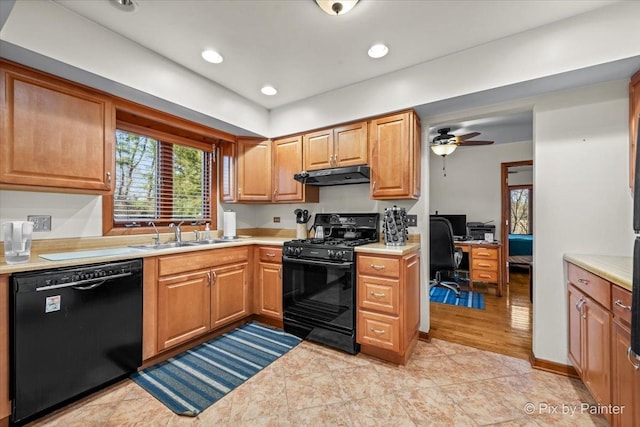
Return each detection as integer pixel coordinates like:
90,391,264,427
28,215,52,232
273,217,280,223
406,214,418,227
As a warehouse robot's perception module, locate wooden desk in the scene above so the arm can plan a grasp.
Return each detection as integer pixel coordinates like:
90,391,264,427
454,241,503,296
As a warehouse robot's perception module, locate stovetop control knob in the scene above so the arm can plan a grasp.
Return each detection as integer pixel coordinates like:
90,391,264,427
295,247,303,256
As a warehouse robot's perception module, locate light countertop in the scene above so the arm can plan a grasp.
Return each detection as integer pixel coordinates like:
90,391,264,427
563,253,632,292
1,236,421,275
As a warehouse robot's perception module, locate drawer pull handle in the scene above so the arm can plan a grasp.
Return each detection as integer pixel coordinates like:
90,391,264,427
370,264,386,270
478,263,491,267
479,274,492,278
370,291,386,298
369,327,386,335
577,278,589,285
614,300,632,311
627,347,640,370
266,253,276,257
478,253,491,257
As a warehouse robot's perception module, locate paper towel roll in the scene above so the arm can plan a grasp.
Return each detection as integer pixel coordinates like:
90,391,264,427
223,211,237,239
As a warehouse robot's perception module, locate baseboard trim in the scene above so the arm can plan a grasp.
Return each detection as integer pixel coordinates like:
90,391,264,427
418,331,431,342
530,352,578,378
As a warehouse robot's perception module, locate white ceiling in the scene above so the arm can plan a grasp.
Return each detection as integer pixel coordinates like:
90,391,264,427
53,0,618,110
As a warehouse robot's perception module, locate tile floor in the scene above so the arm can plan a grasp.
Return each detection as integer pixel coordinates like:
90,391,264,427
27,339,608,427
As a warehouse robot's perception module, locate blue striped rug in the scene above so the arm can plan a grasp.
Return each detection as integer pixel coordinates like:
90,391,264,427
429,287,485,309
131,322,301,416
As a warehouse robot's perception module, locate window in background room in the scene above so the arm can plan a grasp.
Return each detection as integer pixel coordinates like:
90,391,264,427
509,187,532,234
112,127,212,228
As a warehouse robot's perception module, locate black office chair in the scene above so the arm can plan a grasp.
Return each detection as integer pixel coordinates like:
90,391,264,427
430,217,466,298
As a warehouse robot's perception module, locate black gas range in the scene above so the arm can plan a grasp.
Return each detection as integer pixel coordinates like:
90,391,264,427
282,213,379,354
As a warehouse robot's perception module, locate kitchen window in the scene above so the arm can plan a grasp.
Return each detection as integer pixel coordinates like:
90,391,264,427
103,101,224,236
113,126,212,225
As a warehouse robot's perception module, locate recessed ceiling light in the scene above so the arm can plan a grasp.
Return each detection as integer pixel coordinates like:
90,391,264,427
201,50,223,64
261,85,278,96
110,0,137,12
368,43,389,59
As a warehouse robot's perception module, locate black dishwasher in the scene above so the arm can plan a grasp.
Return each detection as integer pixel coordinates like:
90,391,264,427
10,259,143,424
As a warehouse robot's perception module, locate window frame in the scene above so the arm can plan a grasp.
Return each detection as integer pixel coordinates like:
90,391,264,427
103,100,228,236
508,184,533,235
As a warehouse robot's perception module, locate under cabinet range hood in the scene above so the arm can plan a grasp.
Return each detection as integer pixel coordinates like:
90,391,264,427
293,165,370,186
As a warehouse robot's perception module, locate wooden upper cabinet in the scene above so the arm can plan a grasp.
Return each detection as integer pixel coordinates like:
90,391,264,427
303,121,367,171
0,60,115,194
236,138,272,202
218,140,236,203
274,136,302,202
630,69,640,191
369,111,421,200
304,129,333,171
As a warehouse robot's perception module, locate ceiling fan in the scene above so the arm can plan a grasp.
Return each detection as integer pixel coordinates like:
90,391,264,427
430,127,494,177
430,127,494,157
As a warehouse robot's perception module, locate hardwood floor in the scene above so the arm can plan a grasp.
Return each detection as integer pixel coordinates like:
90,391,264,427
429,268,532,360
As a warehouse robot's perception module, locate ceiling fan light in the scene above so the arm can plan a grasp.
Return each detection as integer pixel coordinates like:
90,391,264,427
430,143,457,157
315,0,359,15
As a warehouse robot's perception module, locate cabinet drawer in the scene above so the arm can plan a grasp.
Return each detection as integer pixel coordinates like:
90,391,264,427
159,247,249,276
357,255,400,278
471,247,498,260
612,285,632,326
259,247,282,262
472,270,498,283
472,259,498,271
358,275,399,315
357,310,400,352
567,263,611,310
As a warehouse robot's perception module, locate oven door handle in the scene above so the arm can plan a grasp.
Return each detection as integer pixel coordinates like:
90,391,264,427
282,256,353,268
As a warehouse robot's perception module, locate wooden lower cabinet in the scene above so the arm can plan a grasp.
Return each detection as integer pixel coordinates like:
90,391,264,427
150,246,250,356
356,250,420,365
254,246,283,320
611,320,640,426
157,270,211,351
211,262,250,328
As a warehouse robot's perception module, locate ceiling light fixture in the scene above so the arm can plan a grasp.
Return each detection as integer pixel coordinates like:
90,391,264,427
201,49,223,64
430,131,458,157
368,43,389,59
261,85,278,96
315,0,359,15
110,0,137,12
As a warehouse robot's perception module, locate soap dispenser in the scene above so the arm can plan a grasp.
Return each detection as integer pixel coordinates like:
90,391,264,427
204,223,212,241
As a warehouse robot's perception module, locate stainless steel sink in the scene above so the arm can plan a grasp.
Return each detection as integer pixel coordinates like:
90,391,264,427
129,241,197,250
129,240,224,250
184,239,224,245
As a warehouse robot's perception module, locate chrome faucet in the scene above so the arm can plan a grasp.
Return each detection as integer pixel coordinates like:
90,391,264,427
148,221,160,244
169,221,184,242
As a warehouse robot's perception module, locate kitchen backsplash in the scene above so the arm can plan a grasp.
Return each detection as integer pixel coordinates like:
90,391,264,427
1,184,422,241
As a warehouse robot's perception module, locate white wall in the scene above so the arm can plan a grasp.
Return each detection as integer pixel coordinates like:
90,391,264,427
533,79,634,364
429,141,533,238
0,191,102,240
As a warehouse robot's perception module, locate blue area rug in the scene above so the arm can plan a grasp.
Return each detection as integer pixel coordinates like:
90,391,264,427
430,287,485,309
131,322,301,416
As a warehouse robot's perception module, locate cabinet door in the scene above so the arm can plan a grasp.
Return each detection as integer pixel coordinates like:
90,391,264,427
611,320,640,427
257,261,283,319
304,129,333,171
211,262,250,328
237,138,272,201
273,136,304,202
157,270,211,351
334,122,368,167
583,297,612,407
369,112,412,199
0,62,114,194
219,140,236,203
568,285,584,375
